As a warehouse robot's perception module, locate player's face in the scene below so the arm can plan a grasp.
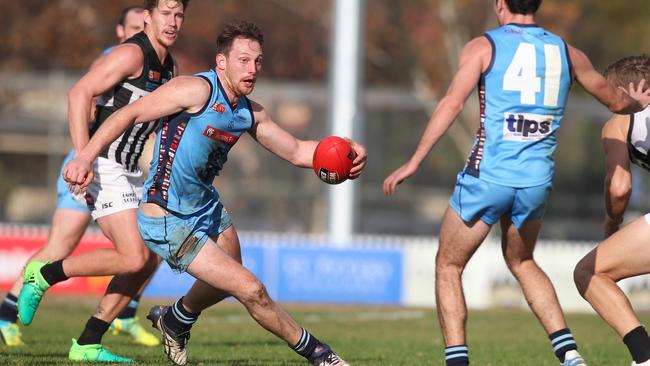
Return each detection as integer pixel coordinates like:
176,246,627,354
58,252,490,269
146,0,185,48
223,37,263,97
118,11,145,42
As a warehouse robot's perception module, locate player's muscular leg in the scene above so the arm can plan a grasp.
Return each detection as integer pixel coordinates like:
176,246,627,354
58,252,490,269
183,226,242,312
574,217,650,337
501,218,566,333
91,254,159,323
186,230,302,346
62,209,152,277
436,208,491,346
8,209,90,295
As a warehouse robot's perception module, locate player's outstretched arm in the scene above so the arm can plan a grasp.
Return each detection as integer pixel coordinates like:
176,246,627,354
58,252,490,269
67,44,144,153
63,76,211,191
569,45,650,114
601,115,632,237
382,36,490,196
248,101,367,178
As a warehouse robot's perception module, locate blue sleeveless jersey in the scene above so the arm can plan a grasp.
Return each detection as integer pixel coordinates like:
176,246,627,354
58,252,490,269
464,24,572,187
143,69,254,215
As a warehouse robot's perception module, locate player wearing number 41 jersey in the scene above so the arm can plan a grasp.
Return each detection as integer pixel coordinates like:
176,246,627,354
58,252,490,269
383,1,650,366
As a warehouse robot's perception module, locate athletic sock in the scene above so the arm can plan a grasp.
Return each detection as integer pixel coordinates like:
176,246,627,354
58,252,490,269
624,325,650,364
290,328,321,359
445,345,469,366
40,260,69,286
549,328,577,363
77,316,111,345
0,293,18,323
117,294,140,320
163,297,199,335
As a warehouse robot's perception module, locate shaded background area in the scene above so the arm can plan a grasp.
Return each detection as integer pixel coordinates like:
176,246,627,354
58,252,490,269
1,0,649,240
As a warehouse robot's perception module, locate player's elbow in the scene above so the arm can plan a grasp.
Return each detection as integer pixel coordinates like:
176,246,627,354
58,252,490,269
439,96,464,116
607,94,638,115
67,83,91,103
607,176,632,203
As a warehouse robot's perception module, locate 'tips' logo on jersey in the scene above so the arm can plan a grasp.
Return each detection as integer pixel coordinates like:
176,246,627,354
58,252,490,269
502,113,553,141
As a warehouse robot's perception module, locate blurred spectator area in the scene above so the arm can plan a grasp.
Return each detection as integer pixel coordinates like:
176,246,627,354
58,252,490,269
2,1,650,240
2,71,647,241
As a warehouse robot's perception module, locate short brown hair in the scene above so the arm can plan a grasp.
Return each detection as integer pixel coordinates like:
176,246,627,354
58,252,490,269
503,0,542,15
604,55,650,88
216,20,264,56
144,0,189,12
118,6,144,26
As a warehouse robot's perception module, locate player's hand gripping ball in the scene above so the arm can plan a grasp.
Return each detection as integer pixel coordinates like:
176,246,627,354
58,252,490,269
313,136,355,184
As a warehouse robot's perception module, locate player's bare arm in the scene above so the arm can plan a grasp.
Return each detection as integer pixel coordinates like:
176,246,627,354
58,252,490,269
67,44,144,152
602,114,632,237
382,36,490,196
248,101,367,178
64,76,210,190
569,45,650,114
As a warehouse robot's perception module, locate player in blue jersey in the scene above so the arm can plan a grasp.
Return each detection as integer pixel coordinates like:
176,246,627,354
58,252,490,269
63,20,367,366
0,5,155,349
574,56,650,366
383,1,650,366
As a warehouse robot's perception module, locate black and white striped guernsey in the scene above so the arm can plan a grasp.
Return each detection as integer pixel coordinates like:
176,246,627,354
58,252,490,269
628,107,650,172
92,31,175,172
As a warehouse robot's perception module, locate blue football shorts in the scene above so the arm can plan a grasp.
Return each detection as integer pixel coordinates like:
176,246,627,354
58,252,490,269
138,201,233,273
56,150,91,213
449,172,552,228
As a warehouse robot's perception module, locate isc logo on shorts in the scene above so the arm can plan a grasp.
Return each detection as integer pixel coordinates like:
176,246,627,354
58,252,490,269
502,113,554,141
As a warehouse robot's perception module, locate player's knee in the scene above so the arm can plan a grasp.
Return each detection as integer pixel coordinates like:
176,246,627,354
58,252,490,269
120,252,150,274
503,253,534,276
573,258,594,296
435,255,463,278
239,278,271,308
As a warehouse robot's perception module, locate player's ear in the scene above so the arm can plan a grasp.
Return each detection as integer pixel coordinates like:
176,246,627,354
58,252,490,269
216,53,227,71
116,25,125,40
143,9,152,27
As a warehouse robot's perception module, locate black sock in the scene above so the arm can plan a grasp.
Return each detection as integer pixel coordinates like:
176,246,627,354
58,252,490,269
624,326,650,364
40,260,69,286
117,294,140,320
549,328,577,362
445,345,469,366
0,293,18,323
77,317,110,345
163,297,199,335
290,328,322,359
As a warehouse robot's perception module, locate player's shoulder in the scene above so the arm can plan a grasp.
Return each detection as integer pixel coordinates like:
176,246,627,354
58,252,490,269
602,114,630,141
465,35,492,52
172,75,213,95
246,98,268,125
100,43,144,64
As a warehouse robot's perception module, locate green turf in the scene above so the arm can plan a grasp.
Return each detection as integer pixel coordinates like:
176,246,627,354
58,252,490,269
0,295,639,365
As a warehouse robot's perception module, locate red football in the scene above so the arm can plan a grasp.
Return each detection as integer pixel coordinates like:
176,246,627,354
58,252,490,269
313,136,355,184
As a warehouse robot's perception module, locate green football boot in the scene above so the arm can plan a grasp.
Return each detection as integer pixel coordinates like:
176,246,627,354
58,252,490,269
68,338,134,363
17,261,50,326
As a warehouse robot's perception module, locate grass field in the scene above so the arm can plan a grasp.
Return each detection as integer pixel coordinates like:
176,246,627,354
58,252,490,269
0,295,640,366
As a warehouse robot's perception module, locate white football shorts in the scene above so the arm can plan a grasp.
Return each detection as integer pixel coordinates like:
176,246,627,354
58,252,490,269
73,157,144,220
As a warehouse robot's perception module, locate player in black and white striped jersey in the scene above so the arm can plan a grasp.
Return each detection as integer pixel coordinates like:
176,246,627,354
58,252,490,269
0,5,155,350
575,55,650,366
16,1,189,362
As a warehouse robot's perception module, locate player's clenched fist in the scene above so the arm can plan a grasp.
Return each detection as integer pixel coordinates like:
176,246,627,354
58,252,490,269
63,156,94,194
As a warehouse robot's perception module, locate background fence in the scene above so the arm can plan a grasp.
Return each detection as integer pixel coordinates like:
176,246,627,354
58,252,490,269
5,223,649,312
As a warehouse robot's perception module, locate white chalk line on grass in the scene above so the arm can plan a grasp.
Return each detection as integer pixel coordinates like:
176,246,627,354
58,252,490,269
201,309,429,325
